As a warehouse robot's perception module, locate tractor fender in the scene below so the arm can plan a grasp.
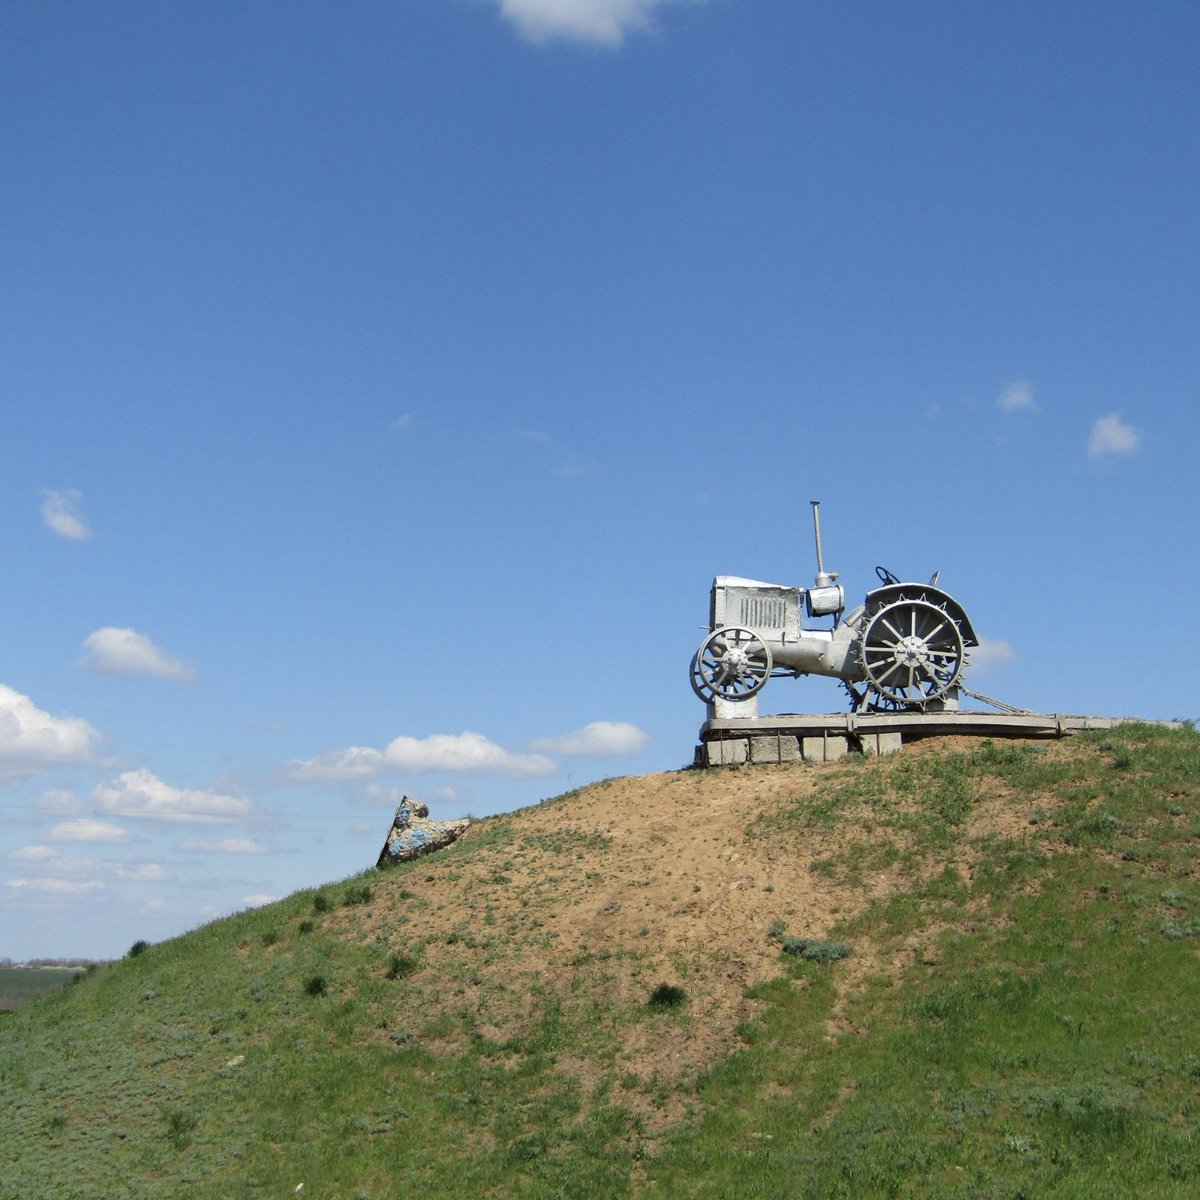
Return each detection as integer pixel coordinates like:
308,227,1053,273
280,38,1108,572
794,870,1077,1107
863,584,979,648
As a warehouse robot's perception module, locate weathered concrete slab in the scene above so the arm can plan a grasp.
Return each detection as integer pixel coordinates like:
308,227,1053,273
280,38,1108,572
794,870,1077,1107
697,737,748,767
801,734,850,763
749,734,801,765
708,695,759,721
862,731,903,757
696,711,1179,769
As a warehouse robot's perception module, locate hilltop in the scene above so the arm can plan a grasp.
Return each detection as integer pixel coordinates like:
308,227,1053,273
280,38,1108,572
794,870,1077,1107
2,724,1198,1198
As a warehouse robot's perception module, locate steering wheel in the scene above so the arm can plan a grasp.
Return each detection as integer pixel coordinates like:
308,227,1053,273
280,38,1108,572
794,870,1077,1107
875,565,900,586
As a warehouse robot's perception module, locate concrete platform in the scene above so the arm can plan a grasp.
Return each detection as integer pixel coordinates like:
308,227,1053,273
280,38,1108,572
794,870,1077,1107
694,711,1177,768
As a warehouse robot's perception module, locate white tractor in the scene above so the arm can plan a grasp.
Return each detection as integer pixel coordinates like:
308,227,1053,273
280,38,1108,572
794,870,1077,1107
689,503,979,713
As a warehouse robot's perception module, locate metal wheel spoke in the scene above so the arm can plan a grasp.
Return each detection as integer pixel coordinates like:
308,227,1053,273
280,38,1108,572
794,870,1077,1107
862,597,966,709
690,626,774,704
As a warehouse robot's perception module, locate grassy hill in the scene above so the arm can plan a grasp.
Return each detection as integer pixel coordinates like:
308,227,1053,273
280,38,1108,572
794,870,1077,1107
2,723,1198,1199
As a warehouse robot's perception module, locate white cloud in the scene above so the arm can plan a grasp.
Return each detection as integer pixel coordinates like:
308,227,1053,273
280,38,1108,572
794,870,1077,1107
242,894,276,908
281,746,384,783
5,878,105,895
356,781,462,812
40,488,92,540
48,819,131,844
10,844,56,863
285,732,557,782
382,731,556,777
38,788,82,812
1088,412,1141,459
530,720,652,756
183,837,266,855
495,0,702,45
969,637,1017,675
111,862,167,881
93,768,252,825
391,413,414,433
997,380,1036,413
81,628,195,682
360,782,412,807
0,684,99,770
6,845,164,888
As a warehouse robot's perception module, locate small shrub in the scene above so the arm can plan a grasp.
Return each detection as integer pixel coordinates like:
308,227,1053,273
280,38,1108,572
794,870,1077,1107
769,922,852,963
647,983,688,1010
312,893,331,914
163,1108,198,1150
297,919,314,934
1160,920,1200,941
261,930,278,947
386,953,418,980
304,974,327,997
343,884,373,907
779,935,853,963
1088,810,1124,833
736,1018,767,1044
127,940,150,959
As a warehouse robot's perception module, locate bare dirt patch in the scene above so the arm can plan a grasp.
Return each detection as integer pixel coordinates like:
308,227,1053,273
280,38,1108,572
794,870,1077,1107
337,737,1062,1116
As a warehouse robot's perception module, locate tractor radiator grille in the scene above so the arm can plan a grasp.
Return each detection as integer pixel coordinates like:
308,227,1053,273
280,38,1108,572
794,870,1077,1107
739,596,786,630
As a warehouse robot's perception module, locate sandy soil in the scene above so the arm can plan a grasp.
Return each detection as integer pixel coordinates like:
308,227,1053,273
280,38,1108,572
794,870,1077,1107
338,736,1074,1123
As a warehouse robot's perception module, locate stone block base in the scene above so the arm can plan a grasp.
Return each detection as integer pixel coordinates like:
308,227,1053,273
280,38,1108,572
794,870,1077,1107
861,731,903,757
701,737,748,766
801,734,850,763
698,733,854,767
750,734,801,764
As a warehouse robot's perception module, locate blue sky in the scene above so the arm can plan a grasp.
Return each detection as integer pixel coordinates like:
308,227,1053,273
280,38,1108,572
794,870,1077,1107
3,0,1197,960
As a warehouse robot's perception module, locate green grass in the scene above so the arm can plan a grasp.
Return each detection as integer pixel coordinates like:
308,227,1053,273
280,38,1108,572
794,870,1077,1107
0,966,88,1011
2,724,1198,1198
642,725,1200,1199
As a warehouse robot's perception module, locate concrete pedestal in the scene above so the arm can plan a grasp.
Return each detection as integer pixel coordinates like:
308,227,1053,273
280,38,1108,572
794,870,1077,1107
694,712,1175,769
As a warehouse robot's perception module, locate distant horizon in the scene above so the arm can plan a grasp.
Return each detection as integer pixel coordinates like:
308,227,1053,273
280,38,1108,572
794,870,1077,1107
2,956,104,967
